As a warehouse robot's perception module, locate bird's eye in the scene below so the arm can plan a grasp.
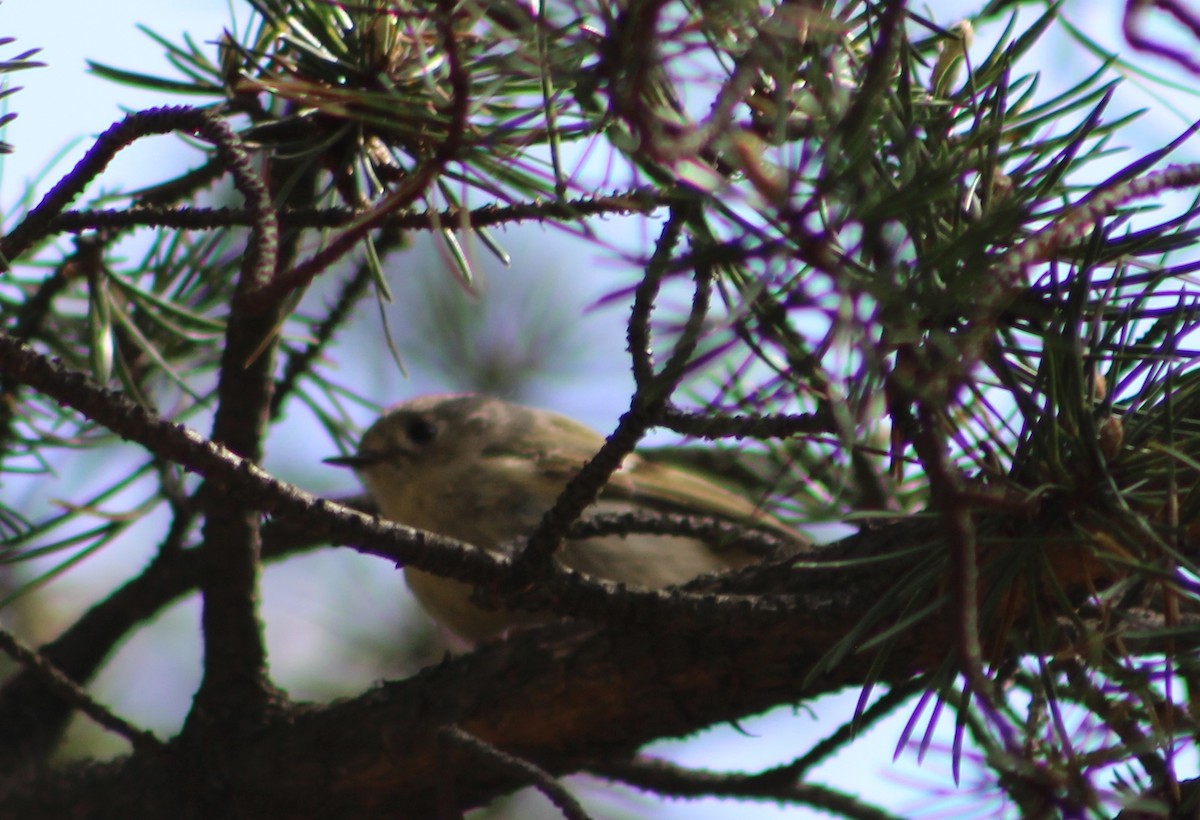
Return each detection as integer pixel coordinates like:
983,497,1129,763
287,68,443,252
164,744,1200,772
405,417,438,445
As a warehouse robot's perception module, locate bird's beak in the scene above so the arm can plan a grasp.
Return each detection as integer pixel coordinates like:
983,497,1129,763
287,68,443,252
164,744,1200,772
323,451,383,469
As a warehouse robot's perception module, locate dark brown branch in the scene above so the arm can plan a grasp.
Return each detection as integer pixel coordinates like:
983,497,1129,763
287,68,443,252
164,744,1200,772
628,206,686,386
517,205,713,573
182,114,281,738
46,189,664,236
660,403,829,440
0,626,160,755
0,574,914,818
1,107,276,280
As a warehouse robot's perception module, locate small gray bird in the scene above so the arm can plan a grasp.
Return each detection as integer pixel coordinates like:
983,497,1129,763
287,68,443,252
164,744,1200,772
328,394,805,641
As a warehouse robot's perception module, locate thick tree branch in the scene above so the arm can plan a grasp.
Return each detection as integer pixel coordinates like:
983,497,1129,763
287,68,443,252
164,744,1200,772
0,560,916,818
183,121,281,739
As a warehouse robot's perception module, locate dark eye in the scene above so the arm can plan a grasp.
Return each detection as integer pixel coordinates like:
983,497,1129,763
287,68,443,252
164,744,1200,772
405,417,438,445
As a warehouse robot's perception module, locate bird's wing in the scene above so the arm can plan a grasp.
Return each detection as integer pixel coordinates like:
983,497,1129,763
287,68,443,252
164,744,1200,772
605,453,809,550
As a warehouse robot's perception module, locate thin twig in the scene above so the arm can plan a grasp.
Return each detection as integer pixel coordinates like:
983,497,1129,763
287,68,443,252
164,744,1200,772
516,205,713,571
660,403,828,439
47,189,665,235
1,107,277,287
0,625,160,753
590,755,902,820
439,726,593,820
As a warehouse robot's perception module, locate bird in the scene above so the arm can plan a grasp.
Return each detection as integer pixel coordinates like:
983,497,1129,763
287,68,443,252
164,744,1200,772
327,393,806,642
